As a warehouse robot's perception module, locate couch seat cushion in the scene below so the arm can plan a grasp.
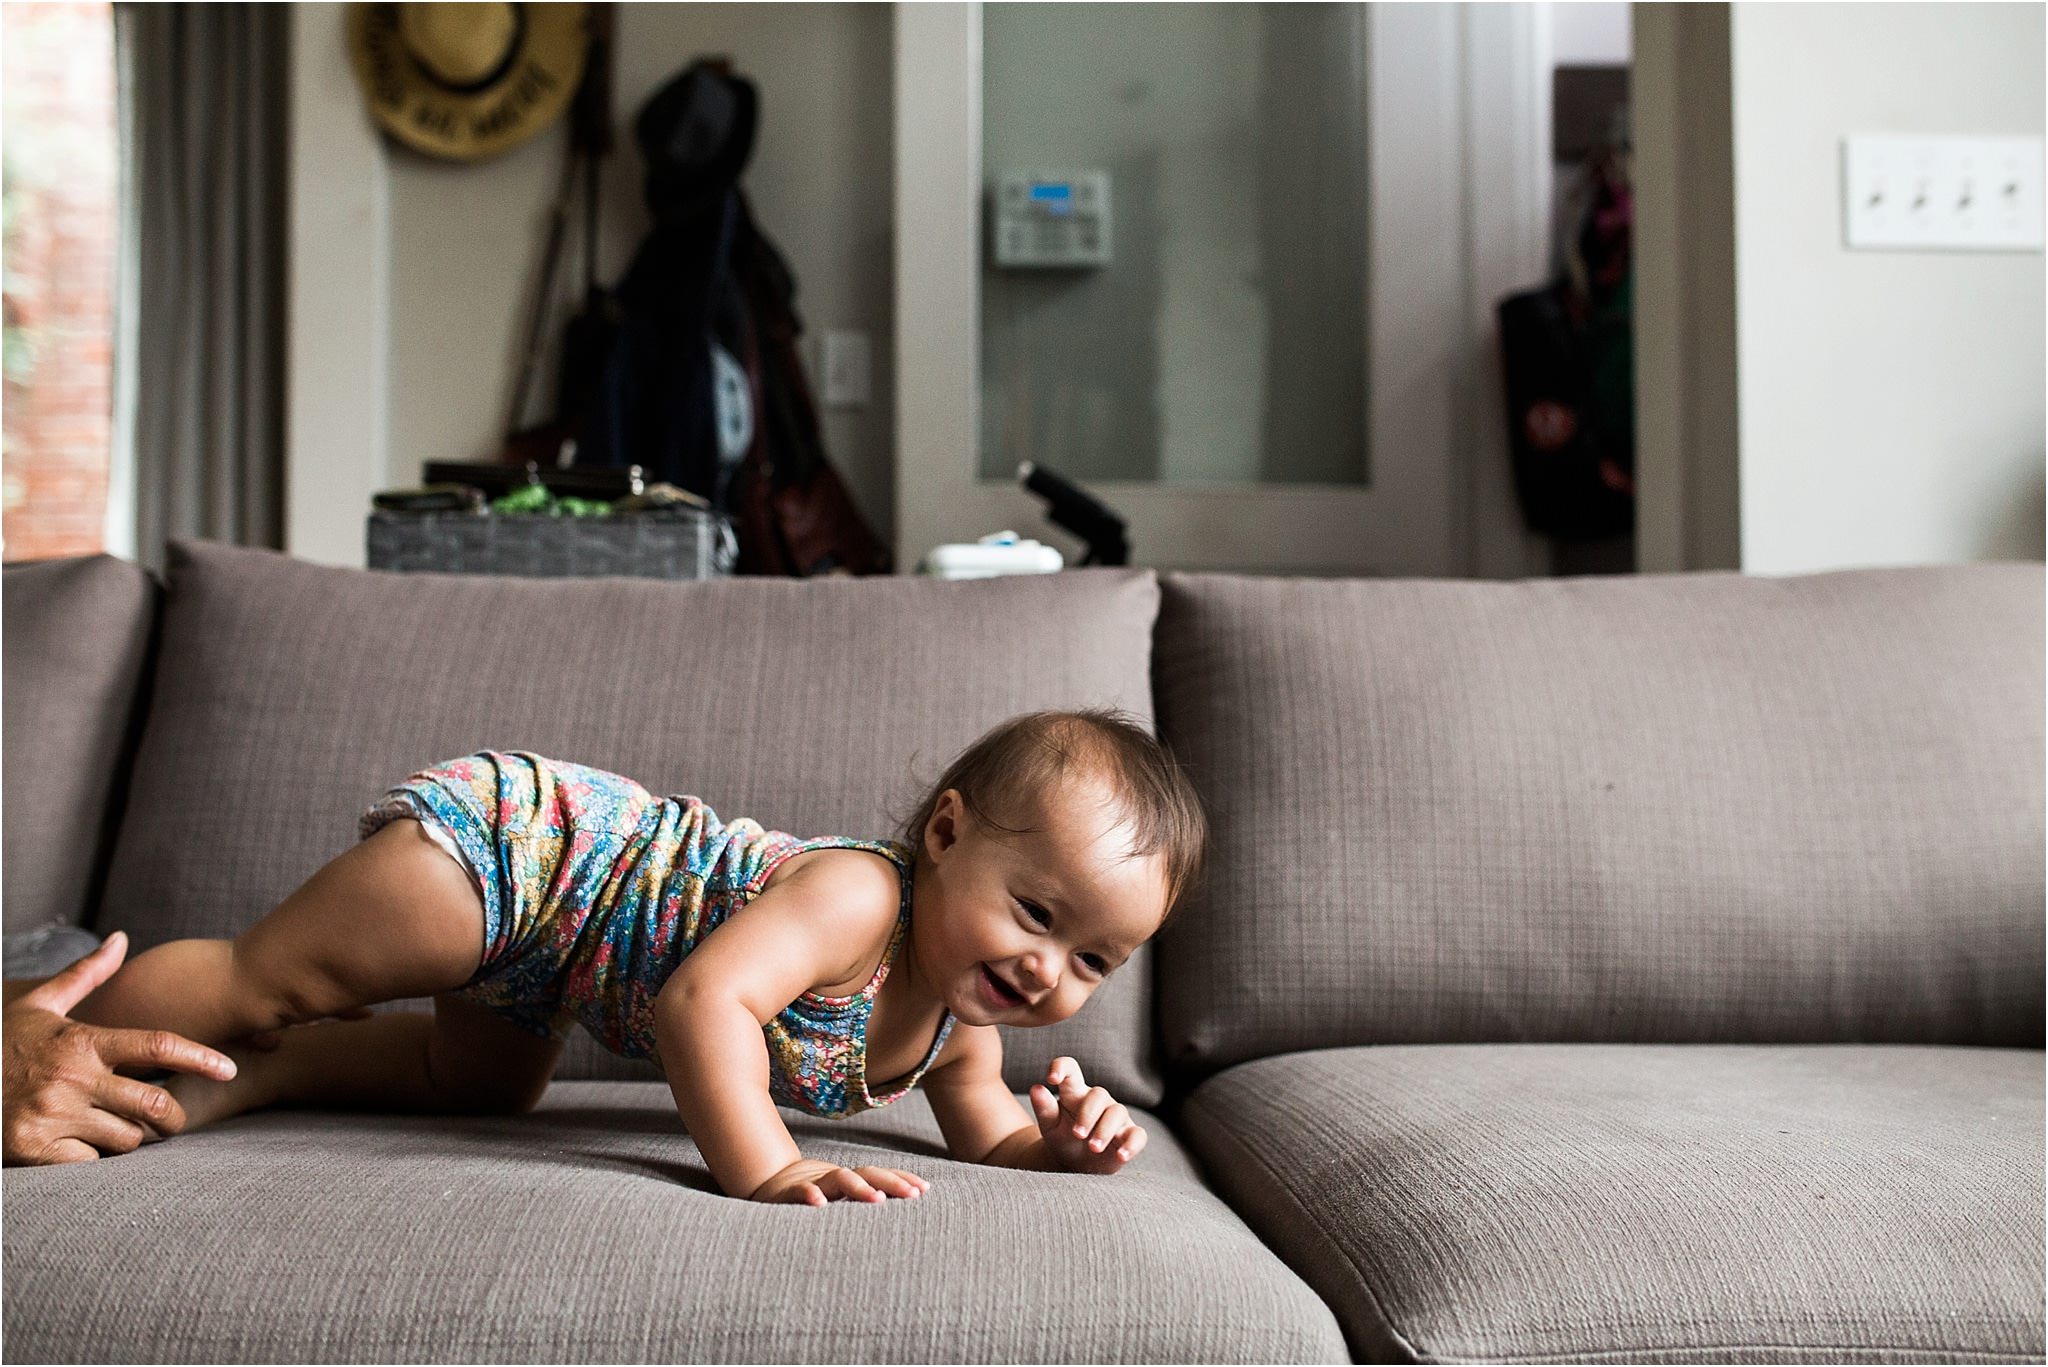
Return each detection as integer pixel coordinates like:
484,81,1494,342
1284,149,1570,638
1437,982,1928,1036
1179,1044,2044,1364
98,537,1166,1102
2,1083,1345,1364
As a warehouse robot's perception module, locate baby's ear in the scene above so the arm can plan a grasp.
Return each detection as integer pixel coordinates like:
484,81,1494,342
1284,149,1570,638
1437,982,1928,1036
924,789,966,858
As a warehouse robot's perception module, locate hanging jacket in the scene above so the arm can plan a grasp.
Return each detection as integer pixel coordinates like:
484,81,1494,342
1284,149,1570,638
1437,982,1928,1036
579,61,756,503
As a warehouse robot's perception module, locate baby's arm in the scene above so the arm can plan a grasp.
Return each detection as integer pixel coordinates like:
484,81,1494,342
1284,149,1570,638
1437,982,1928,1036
652,852,927,1205
922,1027,1148,1175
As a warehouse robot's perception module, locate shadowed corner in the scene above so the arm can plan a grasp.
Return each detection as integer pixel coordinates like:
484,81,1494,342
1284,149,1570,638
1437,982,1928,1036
1981,450,2047,561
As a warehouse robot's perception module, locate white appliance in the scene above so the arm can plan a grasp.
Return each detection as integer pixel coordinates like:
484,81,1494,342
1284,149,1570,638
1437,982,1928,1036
919,531,1065,579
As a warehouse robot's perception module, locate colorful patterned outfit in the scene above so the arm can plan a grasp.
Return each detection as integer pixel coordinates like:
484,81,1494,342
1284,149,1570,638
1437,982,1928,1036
357,750,955,1117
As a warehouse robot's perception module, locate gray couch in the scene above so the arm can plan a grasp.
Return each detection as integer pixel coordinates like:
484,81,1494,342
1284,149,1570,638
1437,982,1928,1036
4,538,2042,1364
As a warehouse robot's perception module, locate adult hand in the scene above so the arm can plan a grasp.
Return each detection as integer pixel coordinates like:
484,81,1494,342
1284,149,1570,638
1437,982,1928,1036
2,930,238,1166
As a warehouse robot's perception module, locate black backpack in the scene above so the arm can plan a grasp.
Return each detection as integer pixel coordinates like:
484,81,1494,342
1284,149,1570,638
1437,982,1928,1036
577,60,755,506
579,60,888,574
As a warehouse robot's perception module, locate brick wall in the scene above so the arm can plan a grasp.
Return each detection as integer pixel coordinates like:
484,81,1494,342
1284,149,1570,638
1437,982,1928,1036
2,1,116,564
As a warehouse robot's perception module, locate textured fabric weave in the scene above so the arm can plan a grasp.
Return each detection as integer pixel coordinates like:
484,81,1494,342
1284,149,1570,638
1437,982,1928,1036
0,1083,1348,1364
1154,566,2046,1075
95,538,1164,1100
1,554,160,934
1181,1044,2046,1364
362,750,955,1117
2,926,104,979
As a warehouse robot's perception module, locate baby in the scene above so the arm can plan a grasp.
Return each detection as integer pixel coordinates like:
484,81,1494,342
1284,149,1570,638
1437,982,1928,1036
72,709,1205,1205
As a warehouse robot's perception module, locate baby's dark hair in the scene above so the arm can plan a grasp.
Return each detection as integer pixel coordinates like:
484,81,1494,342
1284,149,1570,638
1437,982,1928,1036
896,708,1207,928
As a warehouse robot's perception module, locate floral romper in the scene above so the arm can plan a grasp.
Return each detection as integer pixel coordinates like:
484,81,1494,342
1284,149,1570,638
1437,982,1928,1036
357,750,955,1118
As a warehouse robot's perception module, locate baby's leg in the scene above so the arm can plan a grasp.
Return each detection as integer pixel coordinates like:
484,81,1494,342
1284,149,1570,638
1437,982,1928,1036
73,818,488,1048
168,993,563,1132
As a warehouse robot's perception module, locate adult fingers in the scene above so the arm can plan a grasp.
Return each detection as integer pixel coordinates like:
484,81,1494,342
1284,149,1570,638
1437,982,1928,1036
94,1025,236,1081
1068,1085,1114,1140
818,1167,884,1203
20,931,129,1016
1084,1102,1130,1152
69,1108,149,1156
856,1166,924,1199
91,1073,188,1137
28,1135,102,1166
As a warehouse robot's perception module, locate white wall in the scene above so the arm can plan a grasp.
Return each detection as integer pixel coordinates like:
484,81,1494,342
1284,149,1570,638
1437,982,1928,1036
288,2,894,567
1635,1,2045,575
1730,2,2045,573
1551,2,1631,65
286,3,389,570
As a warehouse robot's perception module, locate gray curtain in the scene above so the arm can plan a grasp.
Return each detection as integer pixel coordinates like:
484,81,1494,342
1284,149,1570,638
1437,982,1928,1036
113,2,287,579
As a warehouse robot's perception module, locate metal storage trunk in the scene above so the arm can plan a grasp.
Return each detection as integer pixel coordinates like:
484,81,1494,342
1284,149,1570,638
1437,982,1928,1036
366,509,737,580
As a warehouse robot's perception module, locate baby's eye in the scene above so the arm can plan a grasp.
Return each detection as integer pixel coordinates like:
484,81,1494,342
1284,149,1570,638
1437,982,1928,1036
1017,899,1051,928
1079,953,1110,976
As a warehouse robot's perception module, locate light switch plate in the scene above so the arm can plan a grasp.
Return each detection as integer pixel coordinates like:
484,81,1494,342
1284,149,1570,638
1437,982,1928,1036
818,330,871,410
1843,135,2044,252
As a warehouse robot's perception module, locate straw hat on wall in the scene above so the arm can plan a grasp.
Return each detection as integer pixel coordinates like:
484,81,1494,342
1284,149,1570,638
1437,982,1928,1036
348,3,589,162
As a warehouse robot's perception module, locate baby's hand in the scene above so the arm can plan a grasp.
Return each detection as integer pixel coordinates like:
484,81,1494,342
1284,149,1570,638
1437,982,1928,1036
1029,1056,1147,1175
748,1157,929,1206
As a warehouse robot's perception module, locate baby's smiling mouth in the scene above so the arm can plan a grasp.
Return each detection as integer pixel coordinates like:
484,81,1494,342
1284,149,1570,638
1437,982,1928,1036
979,963,1026,1009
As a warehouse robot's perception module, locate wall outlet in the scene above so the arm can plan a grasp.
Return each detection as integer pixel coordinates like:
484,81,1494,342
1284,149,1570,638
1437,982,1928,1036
818,330,871,410
1843,135,2044,252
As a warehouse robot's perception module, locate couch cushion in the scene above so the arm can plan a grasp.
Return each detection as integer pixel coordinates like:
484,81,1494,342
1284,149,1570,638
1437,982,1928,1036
1154,566,2046,1074
3,553,161,935
0,1083,1346,1363
95,538,1166,1102
1180,1044,2046,1364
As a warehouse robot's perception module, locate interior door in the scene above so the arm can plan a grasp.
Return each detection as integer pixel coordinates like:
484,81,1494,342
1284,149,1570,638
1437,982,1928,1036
894,2,1551,578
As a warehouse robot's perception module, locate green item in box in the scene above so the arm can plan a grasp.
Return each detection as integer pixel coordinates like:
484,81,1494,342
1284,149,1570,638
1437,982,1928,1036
486,483,613,517
491,483,556,515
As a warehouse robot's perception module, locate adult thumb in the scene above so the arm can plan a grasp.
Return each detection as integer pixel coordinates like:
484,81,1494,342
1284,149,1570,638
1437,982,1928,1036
23,930,129,1016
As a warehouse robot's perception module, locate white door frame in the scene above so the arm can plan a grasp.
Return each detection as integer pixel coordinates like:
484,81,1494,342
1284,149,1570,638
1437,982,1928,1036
892,2,1551,578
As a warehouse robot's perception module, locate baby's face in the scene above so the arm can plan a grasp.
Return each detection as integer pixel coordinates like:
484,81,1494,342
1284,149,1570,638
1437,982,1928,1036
911,772,1169,1028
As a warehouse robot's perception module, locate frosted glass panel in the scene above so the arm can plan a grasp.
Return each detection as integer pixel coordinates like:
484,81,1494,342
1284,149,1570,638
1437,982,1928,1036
978,2,1369,486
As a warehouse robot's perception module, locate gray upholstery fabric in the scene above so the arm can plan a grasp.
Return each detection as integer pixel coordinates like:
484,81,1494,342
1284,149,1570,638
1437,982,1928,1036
95,538,1165,1101
2,554,161,934
1180,1044,2047,1364
1153,566,2047,1075
3,926,104,979
1,1082,1346,1364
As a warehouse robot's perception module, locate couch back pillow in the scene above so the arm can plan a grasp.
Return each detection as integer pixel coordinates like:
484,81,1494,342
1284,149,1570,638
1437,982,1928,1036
99,538,1164,1099
1154,565,2045,1077
4,554,160,935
